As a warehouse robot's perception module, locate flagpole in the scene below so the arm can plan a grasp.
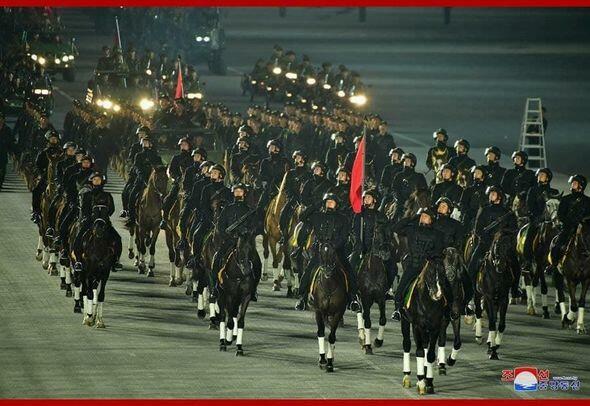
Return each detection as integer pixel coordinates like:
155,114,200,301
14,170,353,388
115,16,127,88
360,135,366,256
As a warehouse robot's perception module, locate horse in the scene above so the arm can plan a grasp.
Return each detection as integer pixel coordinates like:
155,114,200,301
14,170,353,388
356,252,388,355
38,152,62,274
262,183,286,282
554,219,590,334
396,188,431,257
473,230,515,360
131,166,168,277
516,196,560,318
78,212,120,328
217,232,259,356
400,260,447,395
164,177,189,288
437,247,465,375
309,243,348,373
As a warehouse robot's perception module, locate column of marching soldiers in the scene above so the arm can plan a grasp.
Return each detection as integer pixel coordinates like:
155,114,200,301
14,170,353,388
1,10,590,383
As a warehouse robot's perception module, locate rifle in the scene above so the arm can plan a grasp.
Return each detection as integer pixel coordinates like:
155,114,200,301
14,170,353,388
482,211,514,234
225,208,257,234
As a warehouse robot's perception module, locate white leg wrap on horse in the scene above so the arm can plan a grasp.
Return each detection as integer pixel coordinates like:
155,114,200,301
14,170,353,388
197,294,204,310
175,266,181,280
568,309,576,321
192,281,198,291
215,302,220,314
487,331,496,345
356,312,364,330
475,318,482,337
219,322,226,340
426,361,434,379
83,297,89,313
65,268,71,283
233,318,238,335
294,273,300,289
416,357,425,376
438,347,446,364
37,236,43,250
327,343,335,359
237,328,243,345
74,286,80,300
92,289,99,305
226,328,233,342
377,325,385,341
209,303,216,318
97,302,103,318
403,352,411,373
128,234,133,250
149,254,155,268
59,266,65,278
495,332,503,346
542,294,548,307
578,308,585,329
450,348,459,360
169,262,175,278
526,285,534,306
318,337,325,355
364,328,371,346
560,302,567,317
532,286,537,306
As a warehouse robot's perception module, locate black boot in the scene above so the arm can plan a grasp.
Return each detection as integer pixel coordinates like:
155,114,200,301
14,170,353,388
295,296,308,311
159,219,167,230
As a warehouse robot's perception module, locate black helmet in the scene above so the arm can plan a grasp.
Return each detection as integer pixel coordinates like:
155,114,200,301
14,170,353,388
435,196,454,215
353,135,363,144
192,147,207,159
45,130,61,141
535,168,553,183
140,137,152,148
401,153,417,167
485,185,504,201
136,126,151,136
178,137,192,147
336,166,349,176
485,146,501,160
311,161,326,173
454,139,470,152
63,141,77,150
568,174,587,191
231,183,249,194
432,128,448,141
75,147,86,155
236,136,251,147
322,193,339,206
88,171,106,184
199,160,215,171
389,147,405,158
511,150,528,165
238,124,253,136
471,165,486,177
292,150,307,160
440,163,456,178
362,189,380,203
267,139,282,150
209,164,226,178
80,154,94,163
417,206,436,220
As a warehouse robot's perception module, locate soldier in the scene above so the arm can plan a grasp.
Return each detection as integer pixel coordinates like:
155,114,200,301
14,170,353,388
482,146,506,188
182,147,208,199
460,165,488,231
325,132,350,181
430,163,463,208
433,197,465,250
0,112,15,190
46,141,78,231
426,128,456,183
160,137,193,229
378,147,404,210
369,120,395,182
31,130,62,224
448,139,475,177
257,139,291,211
282,117,309,158
330,167,352,214
278,150,311,244
389,153,427,222
210,183,261,301
120,126,150,218
500,150,536,207
549,175,590,267
295,193,358,312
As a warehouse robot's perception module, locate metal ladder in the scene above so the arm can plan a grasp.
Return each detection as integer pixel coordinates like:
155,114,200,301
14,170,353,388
518,98,547,169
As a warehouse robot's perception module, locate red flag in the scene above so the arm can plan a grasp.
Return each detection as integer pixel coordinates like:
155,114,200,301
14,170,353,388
174,63,184,99
349,135,365,214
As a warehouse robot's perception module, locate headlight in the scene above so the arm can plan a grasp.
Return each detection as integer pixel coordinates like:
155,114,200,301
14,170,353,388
102,99,113,110
31,54,38,61
162,75,167,80
187,92,203,100
113,104,121,112
272,67,282,75
251,80,257,85
286,92,292,98
301,98,307,103
139,98,155,111
204,36,210,42
196,36,203,42
68,55,75,60
38,57,46,65
323,83,331,90
62,55,68,62
306,77,316,86
96,99,104,107
312,104,319,110
337,90,345,98
285,72,298,80
55,58,61,65
146,69,152,76
41,89,50,95
266,86,272,91
34,89,42,95
349,94,367,106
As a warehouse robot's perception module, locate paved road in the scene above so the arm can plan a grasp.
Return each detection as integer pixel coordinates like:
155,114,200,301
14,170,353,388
1,8,590,398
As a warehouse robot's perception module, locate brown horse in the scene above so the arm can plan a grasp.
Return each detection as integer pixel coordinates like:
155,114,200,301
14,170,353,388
164,174,189,288
309,243,348,373
554,220,590,334
38,153,62,274
131,166,168,277
263,183,286,274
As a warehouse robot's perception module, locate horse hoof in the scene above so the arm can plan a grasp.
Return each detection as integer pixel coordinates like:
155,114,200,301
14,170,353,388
325,364,334,373
209,322,219,330
464,315,474,325
542,308,550,319
168,279,177,287
446,356,456,366
272,282,280,292
318,355,327,368
439,364,446,375
197,309,206,319
147,270,155,277
527,306,536,316
236,349,244,356
42,262,49,270
577,326,586,335
128,250,135,260
174,278,184,286
261,273,268,281
364,345,373,355
35,250,43,261
73,303,81,313
489,351,499,360
65,287,73,298
426,385,435,394
554,303,561,315
417,381,426,395
374,338,383,348
402,375,411,388
96,319,106,329
475,336,483,345
185,285,193,296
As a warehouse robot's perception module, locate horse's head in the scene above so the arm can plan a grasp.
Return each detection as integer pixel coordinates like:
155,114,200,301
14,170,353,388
92,217,108,239
489,231,513,271
235,232,255,275
318,242,336,270
419,261,445,303
442,247,463,283
546,197,560,224
404,188,430,218
150,166,168,197
241,160,260,184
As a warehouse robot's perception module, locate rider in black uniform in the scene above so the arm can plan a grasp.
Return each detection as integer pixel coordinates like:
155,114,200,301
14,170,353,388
160,137,193,229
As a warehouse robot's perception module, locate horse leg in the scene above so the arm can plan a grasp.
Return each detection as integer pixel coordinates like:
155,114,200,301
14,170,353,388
362,300,373,354
49,247,58,276
235,296,251,356
64,263,73,297
166,230,176,286
539,265,550,319
374,298,386,348
576,279,589,334
524,270,536,316
564,280,579,328
326,312,342,373
401,319,412,388
136,226,146,274
474,291,483,344
486,300,498,360
437,319,448,375
218,302,227,351
413,325,426,395
73,267,82,313
127,227,135,260
495,297,508,352
315,311,327,368
147,231,157,276
83,280,96,327
425,330,438,394
35,235,43,261
95,277,108,329
553,270,567,318
42,244,50,270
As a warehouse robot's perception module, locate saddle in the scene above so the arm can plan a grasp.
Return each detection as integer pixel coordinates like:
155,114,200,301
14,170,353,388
309,263,349,296
404,261,448,310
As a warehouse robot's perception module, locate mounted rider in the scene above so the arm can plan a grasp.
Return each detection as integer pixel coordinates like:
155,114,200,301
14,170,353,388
448,139,476,177
460,165,488,231
379,147,404,203
294,193,358,312
482,146,506,188
31,129,62,224
278,150,311,245
388,153,428,222
46,141,78,232
330,166,352,215
210,183,261,301
549,174,590,267
433,197,465,251
257,139,291,211
160,137,193,229
426,128,456,184
182,147,208,200
72,172,122,272
501,150,536,210
120,125,151,219
430,163,463,208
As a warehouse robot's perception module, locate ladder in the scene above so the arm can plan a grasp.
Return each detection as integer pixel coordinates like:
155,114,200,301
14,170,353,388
518,98,547,170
